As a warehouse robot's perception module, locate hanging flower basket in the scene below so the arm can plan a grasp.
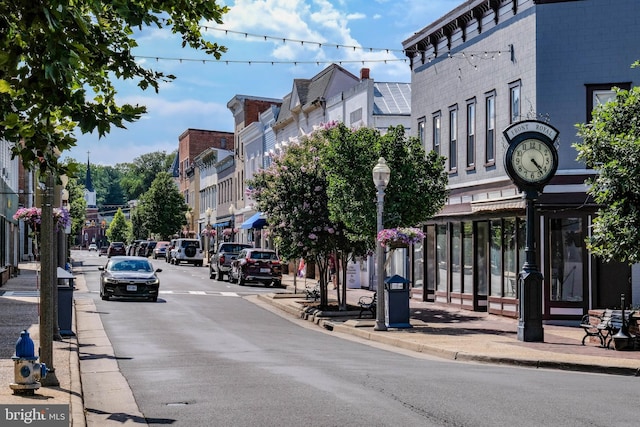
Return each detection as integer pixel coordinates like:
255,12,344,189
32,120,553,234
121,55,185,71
377,227,425,248
13,207,71,232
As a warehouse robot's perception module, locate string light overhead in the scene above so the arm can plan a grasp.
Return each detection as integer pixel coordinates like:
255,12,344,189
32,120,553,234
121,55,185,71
135,55,407,66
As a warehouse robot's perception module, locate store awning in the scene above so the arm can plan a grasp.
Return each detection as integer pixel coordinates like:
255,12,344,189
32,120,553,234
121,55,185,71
240,212,267,229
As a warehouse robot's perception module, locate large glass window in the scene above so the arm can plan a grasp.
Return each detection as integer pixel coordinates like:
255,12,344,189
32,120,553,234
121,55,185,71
462,222,473,294
426,225,436,294
466,101,475,168
418,119,426,150
451,223,461,293
509,81,521,124
436,224,448,292
503,218,517,298
449,107,458,171
413,241,424,290
432,112,441,155
490,220,502,296
550,218,584,302
485,92,495,163
476,222,489,296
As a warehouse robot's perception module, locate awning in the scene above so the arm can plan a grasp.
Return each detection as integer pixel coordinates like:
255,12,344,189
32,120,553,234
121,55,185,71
240,212,267,229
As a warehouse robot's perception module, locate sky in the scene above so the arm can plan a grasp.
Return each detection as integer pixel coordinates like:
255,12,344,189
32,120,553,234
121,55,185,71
67,0,462,166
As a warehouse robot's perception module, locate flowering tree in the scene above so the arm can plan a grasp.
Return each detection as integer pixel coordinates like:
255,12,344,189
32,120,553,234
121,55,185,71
248,130,344,308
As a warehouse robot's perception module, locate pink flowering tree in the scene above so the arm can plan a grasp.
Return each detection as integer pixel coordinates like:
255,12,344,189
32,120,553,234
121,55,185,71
247,127,346,308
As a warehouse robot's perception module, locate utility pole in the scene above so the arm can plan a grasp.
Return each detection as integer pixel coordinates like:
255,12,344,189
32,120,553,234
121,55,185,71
39,172,59,386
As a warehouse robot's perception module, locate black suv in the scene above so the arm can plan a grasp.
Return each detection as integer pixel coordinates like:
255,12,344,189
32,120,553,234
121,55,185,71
107,242,126,257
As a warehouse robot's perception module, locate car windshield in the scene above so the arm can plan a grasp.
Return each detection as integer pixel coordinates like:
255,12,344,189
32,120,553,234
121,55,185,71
181,240,200,248
226,244,250,252
109,260,153,272
250,251,278,260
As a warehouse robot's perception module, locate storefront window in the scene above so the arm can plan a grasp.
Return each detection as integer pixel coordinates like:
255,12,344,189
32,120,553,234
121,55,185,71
451,223,461,292
462,222,473,293
476,221,488,296
550,218,584,302
490,220,502,296
503,218,517,298
413,242,424,289
426,226,436,293
436,224,448,292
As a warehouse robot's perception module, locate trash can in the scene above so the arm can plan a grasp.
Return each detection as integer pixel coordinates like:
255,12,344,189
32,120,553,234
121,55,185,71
57,267,75,336
384,274,412,328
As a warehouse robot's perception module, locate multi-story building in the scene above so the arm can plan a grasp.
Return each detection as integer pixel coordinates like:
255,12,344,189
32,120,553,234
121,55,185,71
178,128,233,236
402,0,640,319
226,96,282,242
1,139,20,279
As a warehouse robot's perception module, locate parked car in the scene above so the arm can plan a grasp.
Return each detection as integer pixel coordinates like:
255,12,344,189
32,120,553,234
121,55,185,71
209,242,252,281
88,243,98,251
99,256,161,302
229,248,282,287
144,241,157,257
153,241,170,259
98,246,108,257
127,240,143,256
170,238,203,266
107,242,126,257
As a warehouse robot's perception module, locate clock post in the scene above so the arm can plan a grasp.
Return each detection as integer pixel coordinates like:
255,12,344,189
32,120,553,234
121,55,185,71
503,120,559,342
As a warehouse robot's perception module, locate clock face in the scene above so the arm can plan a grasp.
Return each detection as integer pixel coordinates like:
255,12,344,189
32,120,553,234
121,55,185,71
511,138,555,183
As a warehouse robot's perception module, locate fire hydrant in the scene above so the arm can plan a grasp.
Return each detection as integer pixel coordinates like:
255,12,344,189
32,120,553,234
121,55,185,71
9,330,48,395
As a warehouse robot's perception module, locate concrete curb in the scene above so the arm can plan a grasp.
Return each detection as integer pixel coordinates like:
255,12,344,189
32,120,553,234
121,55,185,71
257,293,640,377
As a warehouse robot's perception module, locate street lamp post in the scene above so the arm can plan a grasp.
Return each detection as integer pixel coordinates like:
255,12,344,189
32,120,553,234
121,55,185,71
205,207,212,262
229,204,236,242
372,157,391,331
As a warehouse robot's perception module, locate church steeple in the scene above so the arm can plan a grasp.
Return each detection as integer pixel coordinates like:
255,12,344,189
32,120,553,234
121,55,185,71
86,157,95,192
84,153,97,208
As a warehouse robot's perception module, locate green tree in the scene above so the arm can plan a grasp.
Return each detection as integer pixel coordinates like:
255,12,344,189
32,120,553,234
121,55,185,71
119,151,175,201
139,171,187,240
74,162,126,207
0,1,228,176
575,86,640,263
106,208,129,243
128,208,148,242
248,131,343,308
67,174,87,243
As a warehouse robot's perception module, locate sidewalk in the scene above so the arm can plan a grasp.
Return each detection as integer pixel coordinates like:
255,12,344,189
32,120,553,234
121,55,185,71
1,264,639,426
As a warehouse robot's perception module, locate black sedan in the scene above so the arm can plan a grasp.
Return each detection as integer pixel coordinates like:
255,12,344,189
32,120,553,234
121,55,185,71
99,256,161,302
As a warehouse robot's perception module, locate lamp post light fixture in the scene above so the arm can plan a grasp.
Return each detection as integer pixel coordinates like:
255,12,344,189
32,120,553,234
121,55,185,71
372,157,391,331
229,204,236,242
205,207,213,261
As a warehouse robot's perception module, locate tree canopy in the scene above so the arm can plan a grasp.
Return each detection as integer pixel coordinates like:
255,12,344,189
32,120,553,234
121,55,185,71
106,208,129,243
248,123,448,306
0,1,228,177
138,171,188,240
575,86,640,264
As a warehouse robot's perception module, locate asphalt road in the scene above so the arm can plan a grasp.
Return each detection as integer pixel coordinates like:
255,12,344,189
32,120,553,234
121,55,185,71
77,252,639,427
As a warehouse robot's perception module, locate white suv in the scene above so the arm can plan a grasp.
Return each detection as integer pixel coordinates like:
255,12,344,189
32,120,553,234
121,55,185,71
170,238,203,266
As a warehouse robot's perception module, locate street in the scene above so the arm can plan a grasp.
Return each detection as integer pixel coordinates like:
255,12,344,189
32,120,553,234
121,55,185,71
76,251,638,426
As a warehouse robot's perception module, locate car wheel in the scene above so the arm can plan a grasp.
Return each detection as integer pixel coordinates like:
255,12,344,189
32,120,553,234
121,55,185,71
272,280,281,287
150,296,158,302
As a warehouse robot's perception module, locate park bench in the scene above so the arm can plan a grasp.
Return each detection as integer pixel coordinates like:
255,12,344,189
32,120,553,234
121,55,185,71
305,284,320,301
580,309,636,349
358,293,377,318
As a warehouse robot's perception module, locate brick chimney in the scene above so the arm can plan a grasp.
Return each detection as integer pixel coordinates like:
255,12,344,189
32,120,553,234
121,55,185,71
360,68,370,80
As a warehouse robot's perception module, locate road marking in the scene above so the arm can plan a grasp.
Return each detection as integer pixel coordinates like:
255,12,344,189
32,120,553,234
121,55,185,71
159,290,174,294
220,292,240,297
189,291,206,295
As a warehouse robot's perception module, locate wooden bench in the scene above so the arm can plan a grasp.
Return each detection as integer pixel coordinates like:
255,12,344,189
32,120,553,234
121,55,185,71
581,309,636,349
358,293,377,318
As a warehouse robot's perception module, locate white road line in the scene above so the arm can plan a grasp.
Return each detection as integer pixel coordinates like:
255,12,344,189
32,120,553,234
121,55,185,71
189,291,206,295
220,292,240,297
